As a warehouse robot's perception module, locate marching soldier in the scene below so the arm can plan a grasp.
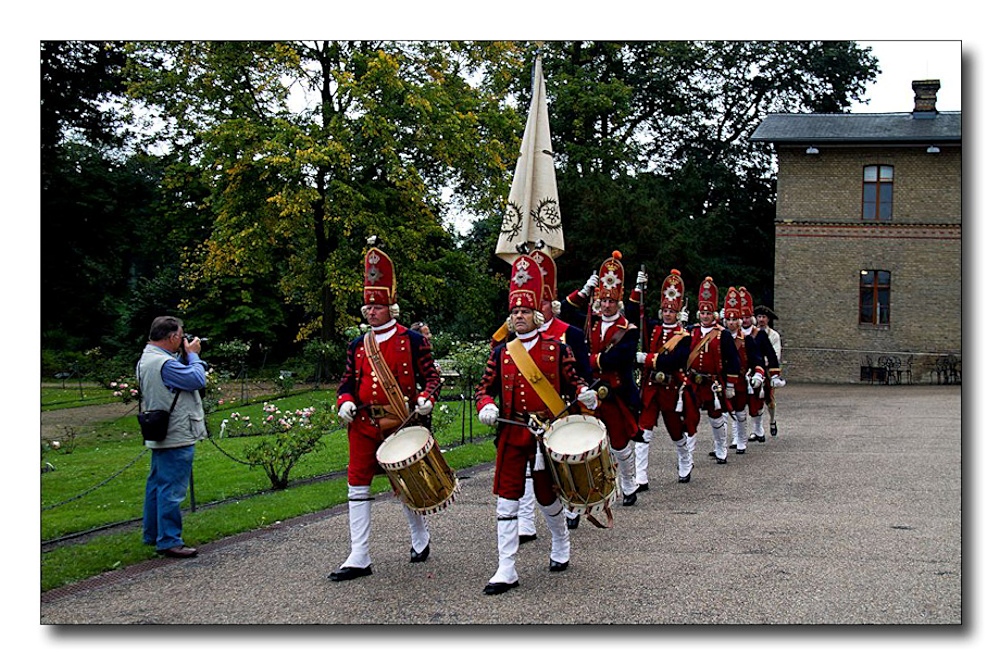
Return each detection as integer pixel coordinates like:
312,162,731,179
722,287,765,455
519,248,594,535
687,277,740,467
576,251,642,506
475,253,598,595
328,245,442,583
745,295,784,441
634,269,699,485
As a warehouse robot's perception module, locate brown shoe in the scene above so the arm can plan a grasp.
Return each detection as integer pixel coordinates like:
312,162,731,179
158,545,198,558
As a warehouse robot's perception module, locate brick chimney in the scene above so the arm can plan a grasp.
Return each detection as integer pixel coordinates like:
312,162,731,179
912,79,940,116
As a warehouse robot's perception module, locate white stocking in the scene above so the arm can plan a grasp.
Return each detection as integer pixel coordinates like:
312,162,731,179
613,442,638,495
541,500,570,564
342,485,372,569
490,497,520,584
401,502,429,553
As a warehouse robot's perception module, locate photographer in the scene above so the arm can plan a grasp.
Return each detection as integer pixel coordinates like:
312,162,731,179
135,316,208,558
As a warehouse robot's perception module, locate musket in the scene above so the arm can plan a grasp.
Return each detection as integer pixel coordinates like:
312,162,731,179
583,269,598,339
639,263,647,352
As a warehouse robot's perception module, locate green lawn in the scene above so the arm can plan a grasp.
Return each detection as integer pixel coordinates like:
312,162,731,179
41,386,495,592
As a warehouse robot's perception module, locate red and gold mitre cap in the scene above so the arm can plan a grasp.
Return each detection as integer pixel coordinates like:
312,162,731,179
660,269,684,312
529,249,557,303
509,254,543,311
724,286,742,320
363,247,396,306
595,250,625,302
697,276,718,313
738,286,754,318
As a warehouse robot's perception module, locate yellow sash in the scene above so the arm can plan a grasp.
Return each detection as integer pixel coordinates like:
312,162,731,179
507,339,567,418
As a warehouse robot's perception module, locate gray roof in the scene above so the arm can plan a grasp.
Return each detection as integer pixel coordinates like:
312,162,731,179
750,111,961,145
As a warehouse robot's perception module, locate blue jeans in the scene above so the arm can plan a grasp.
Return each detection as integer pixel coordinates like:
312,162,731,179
143,445,195,550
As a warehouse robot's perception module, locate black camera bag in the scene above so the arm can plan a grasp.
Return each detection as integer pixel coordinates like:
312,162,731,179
137,381,180,442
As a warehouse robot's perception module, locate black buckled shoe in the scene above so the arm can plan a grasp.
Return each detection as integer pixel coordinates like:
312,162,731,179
566,515,580,530
328,565,373,582
678,472,691,483
716,456,727,464
770,422,778,436
636,482,649,493
623,491,638,506
736,448,746,454
729,444,738,449
518,533,538,545
410,543,430,563
549,559,569,572
483,580,519,595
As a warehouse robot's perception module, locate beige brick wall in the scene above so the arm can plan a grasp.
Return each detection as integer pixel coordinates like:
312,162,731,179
771,144,962,384
776,145,961,223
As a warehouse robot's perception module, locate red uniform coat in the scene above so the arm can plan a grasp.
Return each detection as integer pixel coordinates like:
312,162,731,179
337,326,441,486
475,336,584,501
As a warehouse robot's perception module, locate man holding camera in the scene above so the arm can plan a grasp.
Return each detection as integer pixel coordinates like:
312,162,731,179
136,316,208,558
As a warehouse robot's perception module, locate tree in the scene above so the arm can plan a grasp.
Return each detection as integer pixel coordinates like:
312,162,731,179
525,40,879,298
124,40,525,347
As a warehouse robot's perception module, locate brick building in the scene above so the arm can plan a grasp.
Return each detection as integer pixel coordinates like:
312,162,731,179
750,80,961,383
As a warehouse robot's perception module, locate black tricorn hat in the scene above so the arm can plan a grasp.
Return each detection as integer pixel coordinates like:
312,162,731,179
754,305,777,321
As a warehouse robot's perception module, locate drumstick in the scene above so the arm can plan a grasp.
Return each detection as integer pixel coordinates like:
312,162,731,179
495,417,534,429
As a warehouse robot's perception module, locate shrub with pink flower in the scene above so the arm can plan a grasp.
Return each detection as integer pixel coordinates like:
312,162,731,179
220,401,334,490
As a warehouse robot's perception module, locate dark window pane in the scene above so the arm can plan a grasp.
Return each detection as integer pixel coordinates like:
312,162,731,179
860,270,874,286
877,270,891,285
877,288,890,324
879,183,893,219
860,290,873,323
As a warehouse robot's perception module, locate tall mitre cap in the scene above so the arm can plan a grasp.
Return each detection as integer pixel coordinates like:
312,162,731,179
509,253,544,312
660,269,684,312
723,286,742,319
529,249,557,302
697,276,718,313
363,247,396,306
595,250,626,302
738,286,754,318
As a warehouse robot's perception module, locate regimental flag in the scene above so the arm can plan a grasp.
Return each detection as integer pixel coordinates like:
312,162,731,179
495,54,564,265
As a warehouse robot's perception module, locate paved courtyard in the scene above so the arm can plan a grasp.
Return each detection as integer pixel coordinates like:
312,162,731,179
40,383,965,629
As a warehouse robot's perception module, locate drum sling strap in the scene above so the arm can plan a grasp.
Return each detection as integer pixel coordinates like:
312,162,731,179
364,330,411,436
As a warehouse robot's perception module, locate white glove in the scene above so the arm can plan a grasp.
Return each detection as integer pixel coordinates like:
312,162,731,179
679,309,689,323
750,373,764,390
338,401,357,424
416,396,433,416
636,351,648,365
771,376,786,388
635,270,648,289
577,388,599,410
725,384,736,400
580,273,599,296
478,403,499,426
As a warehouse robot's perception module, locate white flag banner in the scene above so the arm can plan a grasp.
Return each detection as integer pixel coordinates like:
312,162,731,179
495,54,564,265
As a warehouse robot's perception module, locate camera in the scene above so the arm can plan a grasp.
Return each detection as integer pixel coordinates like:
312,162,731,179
184,334,209,343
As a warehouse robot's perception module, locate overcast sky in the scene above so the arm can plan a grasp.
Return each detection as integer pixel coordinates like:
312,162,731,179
850,40,962,113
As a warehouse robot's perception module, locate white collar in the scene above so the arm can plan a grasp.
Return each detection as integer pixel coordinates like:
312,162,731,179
516,330,540,350
372,319,398,343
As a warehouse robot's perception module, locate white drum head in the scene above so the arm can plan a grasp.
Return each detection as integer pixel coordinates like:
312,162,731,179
546,415,607,457
377,426,431,465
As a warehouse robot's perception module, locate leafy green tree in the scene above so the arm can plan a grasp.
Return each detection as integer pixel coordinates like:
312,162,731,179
525,40,878,300
124,40,525,346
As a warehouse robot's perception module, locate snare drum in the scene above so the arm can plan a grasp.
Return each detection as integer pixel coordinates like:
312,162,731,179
543,414,617,510
376,426,458,515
